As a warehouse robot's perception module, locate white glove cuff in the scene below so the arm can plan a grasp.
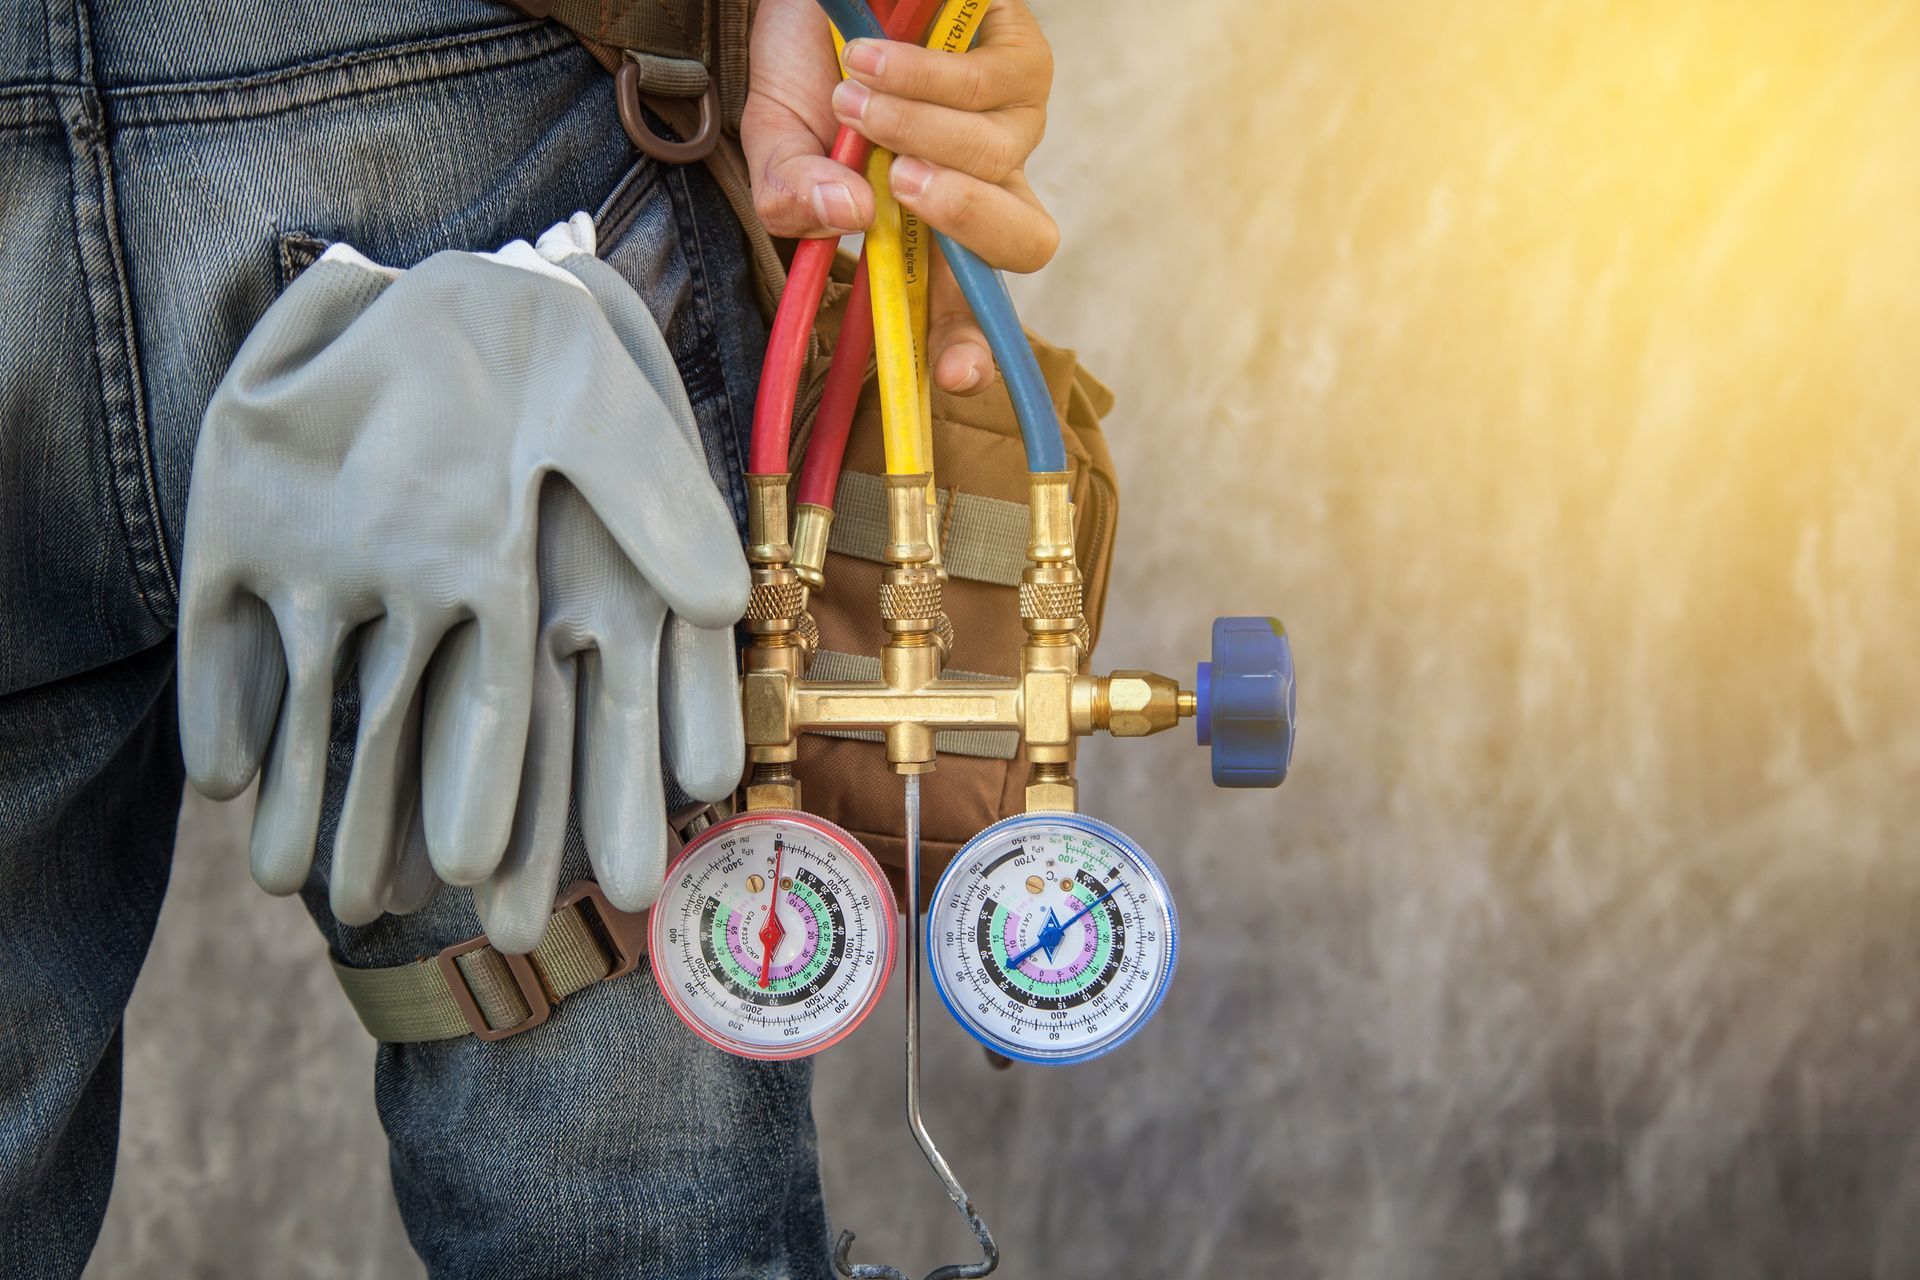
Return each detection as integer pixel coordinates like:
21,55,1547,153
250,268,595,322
316,225,594,295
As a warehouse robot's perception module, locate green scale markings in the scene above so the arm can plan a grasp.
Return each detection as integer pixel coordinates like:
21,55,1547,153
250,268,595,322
986,870,1121,1005
703,873,838,1005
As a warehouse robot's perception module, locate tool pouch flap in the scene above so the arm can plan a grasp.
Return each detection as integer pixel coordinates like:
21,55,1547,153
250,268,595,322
793,255,1118,890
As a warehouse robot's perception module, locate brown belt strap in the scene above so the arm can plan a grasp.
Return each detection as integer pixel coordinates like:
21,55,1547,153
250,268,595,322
506,0,758,138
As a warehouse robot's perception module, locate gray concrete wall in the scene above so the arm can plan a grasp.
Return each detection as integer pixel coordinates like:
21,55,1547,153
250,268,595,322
89,2,1920,1276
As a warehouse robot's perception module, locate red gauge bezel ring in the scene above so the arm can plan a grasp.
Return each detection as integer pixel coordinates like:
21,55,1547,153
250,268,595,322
649,809,897,1060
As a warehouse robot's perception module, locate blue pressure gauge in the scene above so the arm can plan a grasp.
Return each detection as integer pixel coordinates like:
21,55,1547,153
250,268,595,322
927,812,1178,1066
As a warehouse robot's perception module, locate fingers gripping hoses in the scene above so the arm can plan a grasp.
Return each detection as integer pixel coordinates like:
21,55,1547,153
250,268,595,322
807,0,1068,475
748,0,939,476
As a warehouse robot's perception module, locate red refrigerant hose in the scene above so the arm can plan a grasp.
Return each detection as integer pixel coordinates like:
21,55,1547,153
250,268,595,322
747,0,943,476
794,254,875,508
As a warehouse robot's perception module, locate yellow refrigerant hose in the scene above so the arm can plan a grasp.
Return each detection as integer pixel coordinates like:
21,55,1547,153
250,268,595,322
845,0,990,477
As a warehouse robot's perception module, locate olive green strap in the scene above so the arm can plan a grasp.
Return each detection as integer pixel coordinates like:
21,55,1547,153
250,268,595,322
332,883,644,1043
829,470,1032,587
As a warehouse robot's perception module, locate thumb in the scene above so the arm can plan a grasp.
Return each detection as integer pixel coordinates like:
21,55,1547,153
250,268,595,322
742,0,875,237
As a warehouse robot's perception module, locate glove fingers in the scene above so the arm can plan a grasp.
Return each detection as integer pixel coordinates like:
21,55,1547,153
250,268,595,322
420,609,535,886
178,586,284,800
660,617,745,803
561,427,749,632
578,639,670,913
330,614,439,926
384,795,439,916
471,645,579,954
249,610,349,896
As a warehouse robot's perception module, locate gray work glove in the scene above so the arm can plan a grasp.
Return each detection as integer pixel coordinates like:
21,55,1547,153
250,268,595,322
178,227,749,930
469,216,746,952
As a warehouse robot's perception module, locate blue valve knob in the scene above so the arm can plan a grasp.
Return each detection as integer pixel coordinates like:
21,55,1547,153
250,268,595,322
1195,616,1294,788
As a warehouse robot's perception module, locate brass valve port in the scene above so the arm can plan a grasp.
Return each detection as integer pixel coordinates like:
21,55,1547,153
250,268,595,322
1024,760,1077,813
745,760,799,812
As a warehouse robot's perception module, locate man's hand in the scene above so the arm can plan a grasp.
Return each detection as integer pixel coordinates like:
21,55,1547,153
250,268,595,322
741,0,1057,395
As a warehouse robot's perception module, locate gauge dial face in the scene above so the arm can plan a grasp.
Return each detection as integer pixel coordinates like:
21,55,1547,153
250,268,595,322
650,811,895,1060
927,812,1178,1065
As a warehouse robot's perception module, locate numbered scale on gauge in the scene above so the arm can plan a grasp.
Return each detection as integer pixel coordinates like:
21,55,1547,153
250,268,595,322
927,812,1179,1065
650,811,896,1060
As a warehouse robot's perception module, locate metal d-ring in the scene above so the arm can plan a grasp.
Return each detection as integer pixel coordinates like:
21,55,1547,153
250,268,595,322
614,61,721,164
833,774,1000,1280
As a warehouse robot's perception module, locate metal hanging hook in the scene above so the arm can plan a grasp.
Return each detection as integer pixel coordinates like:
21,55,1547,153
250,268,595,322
833,774,999,1280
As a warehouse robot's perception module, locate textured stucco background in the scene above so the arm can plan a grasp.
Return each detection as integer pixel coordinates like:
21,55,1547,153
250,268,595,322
89,1,1920,1276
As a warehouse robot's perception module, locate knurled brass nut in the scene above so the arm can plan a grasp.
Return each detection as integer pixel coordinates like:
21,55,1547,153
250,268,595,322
1019,580,1083,621
745,580,805,621
879,580,944,621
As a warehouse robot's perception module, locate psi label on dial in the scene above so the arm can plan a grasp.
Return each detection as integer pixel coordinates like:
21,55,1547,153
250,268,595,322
650,811,895,1060
927,812,1178,1065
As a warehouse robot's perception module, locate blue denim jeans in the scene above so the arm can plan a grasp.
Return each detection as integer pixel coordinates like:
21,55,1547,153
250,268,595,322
0,2,833,1276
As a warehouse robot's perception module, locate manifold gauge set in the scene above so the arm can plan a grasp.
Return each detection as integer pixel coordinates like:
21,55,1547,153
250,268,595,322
649,808,1182,1065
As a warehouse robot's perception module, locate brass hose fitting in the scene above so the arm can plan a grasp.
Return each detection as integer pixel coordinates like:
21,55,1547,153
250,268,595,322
746,473,793,566
933,611,956,662
884,473,934,566
790,502,832,592
1073,670,1193,738
1025,472,1075,565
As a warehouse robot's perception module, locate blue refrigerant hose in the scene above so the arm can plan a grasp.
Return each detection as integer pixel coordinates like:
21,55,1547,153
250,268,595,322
813,0,1070,475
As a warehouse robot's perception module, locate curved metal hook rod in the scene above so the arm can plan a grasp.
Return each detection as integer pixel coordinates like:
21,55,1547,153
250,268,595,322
832,775,1000,1280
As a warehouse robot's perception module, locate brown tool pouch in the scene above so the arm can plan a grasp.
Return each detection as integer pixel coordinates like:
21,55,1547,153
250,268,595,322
792,256,1119,892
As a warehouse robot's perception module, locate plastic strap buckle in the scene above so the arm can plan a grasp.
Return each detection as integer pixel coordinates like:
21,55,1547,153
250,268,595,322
553,879,649,982
437,938,552,1043
425,800,730,1042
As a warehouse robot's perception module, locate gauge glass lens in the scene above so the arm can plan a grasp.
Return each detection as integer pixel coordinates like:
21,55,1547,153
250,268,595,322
651,811,895,1060
927,812,1177,1065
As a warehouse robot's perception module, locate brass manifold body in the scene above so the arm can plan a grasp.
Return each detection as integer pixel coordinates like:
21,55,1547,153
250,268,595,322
741,471,1196,815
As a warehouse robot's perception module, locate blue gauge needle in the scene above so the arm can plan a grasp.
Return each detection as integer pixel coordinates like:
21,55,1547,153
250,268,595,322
1038,907,1065,962
1002,882,1124,974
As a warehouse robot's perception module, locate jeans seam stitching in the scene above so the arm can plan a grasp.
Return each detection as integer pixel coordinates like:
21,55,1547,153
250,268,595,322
67,88,176,627
669,166,751,517
111,20,545,96
98,23,574,127
591,157,668,249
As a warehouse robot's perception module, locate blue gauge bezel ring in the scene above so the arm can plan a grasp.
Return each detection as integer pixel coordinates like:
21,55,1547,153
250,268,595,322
927,811,1180,1067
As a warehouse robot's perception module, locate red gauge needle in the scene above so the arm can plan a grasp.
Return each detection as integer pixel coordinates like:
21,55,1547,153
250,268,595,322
757,838,787,990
